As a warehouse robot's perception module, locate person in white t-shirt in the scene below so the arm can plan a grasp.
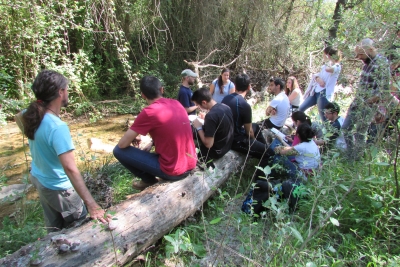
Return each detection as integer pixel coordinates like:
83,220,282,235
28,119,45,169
300,46,342,122
274,123,321,179
261,78,290,129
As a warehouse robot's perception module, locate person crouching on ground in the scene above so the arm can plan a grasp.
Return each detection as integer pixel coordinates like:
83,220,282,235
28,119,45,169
113,76,197,191
191,88,234,166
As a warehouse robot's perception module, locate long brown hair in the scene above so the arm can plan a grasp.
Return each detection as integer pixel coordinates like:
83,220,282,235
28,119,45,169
285,76,300,96
22,70,68,140
218,68,230,94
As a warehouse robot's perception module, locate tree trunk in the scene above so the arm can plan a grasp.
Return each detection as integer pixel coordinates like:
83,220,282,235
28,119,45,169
328,0,346,41
0,151,246,267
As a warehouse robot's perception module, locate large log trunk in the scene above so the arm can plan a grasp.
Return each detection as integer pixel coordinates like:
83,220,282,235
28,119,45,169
0,151,246,267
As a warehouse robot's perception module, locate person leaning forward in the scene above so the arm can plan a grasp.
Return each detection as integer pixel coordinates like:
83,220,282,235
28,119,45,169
16,70,111,232
113,76,197,191
191,88,234,166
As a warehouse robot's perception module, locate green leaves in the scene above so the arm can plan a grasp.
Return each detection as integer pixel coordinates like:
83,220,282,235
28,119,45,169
209,217,222,225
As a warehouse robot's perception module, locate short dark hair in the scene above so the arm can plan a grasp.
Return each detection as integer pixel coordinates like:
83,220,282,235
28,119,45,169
234,73,250,92
274,78,285,91
324,102,340,114
192,88,212,103
140,76,162,100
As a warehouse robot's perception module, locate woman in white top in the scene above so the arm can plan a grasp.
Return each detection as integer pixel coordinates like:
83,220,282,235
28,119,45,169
299,46,342,122
274,123,321,179
209,68,235,103
285,76,303,114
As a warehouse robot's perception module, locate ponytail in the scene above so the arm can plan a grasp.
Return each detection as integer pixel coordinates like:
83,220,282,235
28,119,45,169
22,70,68,140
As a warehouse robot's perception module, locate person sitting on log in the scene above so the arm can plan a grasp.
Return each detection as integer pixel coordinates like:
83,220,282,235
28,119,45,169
113,76,197,191
260,78,290,130
16,70,110,232
191,88,234,167
222,73,271,161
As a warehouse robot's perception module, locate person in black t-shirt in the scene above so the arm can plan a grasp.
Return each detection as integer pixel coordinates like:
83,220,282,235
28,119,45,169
192,88,234,164
222,73,273,161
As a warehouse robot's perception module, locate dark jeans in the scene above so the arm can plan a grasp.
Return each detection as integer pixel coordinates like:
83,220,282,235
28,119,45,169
232,124,270,159
113,146,191,184
261,118,281,130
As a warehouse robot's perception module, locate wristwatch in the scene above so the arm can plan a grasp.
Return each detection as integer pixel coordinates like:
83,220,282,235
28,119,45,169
196,127,203,132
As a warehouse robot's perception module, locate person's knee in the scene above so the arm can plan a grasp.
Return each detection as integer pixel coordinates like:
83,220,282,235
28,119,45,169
113,145,126,160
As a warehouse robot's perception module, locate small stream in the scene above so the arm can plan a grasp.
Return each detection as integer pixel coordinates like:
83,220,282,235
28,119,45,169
0,114,135,221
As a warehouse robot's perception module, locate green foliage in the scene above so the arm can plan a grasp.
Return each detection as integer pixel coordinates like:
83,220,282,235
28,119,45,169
0,201,46,258
163,227,206,259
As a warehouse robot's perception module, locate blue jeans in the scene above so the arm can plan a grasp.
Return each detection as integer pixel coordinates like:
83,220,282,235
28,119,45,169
298,90,329,122
113,146,190,184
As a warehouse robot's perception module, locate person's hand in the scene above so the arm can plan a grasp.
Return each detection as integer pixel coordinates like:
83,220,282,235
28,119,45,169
142,140,153,152
192,118,202,129
285,135,293,143
198,111,206,119
266,106,276,116
274,146,282,154
131,135,141,147
87,203,112,224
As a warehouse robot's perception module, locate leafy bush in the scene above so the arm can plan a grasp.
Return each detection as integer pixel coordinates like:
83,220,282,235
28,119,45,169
0,201,46,258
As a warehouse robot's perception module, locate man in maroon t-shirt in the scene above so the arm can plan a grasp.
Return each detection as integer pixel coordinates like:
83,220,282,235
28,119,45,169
113,76,197,190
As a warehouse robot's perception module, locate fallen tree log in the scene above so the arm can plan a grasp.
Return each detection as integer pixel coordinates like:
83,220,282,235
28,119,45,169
0,151,246,267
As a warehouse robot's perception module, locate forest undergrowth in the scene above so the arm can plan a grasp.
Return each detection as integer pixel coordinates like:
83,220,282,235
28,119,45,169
1,99,399,267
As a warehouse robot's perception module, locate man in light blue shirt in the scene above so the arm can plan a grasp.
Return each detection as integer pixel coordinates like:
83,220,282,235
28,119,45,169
17,70,110,232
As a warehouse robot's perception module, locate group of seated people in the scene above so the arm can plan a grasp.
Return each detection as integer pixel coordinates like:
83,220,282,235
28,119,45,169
177,68,345,179
113,69,347,213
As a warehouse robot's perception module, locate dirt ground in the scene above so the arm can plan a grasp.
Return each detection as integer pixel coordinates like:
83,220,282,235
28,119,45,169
0,114,134,221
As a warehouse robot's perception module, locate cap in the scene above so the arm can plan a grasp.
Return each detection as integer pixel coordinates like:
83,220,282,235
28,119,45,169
181,69,198,78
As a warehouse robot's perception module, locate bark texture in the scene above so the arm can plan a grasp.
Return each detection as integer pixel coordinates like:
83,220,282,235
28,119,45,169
0,151,246,267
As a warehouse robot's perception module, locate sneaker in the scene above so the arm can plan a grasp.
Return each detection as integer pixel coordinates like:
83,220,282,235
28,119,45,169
132,180,157,191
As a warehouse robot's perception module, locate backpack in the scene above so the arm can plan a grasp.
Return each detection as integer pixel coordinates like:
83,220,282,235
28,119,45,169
241,180,270,215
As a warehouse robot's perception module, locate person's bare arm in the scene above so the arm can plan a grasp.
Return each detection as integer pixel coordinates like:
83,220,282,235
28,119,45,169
274,146,298,156
243,123,255,139
265,106,277,116
14,111,24,133
59,151,110,223
193,119,214,148
288,90,299,103
185,105,198,114
229,86,236,94
118,129,140,148
209,83,215,96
